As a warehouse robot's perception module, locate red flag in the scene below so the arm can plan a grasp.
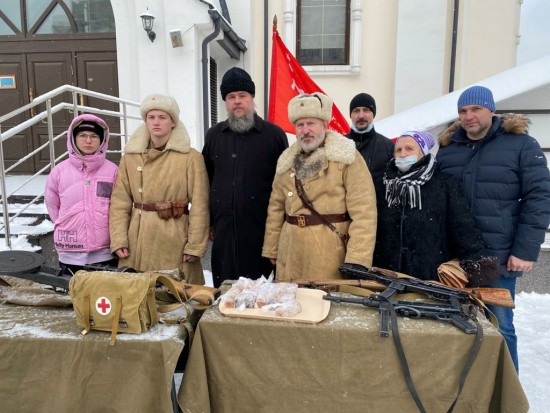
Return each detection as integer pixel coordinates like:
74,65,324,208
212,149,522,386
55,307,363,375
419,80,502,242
268,25,350,135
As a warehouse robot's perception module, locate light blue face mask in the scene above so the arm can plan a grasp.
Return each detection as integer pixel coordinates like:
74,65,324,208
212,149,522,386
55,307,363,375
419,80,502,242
395,155,418,172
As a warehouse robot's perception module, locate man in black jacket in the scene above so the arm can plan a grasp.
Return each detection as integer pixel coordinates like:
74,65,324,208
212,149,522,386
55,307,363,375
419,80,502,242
202,67,288,287
346,93,394,199
437,85,550,372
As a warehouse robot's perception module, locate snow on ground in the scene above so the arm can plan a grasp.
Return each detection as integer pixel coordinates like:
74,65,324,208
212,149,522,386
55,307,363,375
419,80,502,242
515,292,550,411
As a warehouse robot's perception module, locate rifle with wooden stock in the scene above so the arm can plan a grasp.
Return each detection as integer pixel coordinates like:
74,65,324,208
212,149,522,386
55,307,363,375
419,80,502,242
289,265,514,309
311,264,482,337
323,264,488,413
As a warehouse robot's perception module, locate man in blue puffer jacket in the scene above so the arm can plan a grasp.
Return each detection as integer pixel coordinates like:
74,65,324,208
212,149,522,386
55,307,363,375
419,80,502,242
437,85,550,372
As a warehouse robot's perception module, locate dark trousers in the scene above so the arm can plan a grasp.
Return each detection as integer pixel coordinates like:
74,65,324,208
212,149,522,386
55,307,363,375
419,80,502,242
59,258,119,276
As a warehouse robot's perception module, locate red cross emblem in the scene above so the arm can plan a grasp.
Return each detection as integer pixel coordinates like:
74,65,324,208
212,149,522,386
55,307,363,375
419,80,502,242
95,297,112,315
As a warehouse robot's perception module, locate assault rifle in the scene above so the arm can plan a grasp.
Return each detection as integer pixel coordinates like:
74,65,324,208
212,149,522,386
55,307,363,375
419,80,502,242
327,264,485,413
323,263,479,337
339,263,472,305
288,278,514,308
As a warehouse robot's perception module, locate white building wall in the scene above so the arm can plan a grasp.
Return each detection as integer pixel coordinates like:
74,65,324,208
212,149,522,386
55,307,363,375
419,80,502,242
455,0,520,87
214,0,256,126
109,0,545,150
526,115,550,149
265,0,523,127
393,1,450,112
112,0,245,149
271,0,400,125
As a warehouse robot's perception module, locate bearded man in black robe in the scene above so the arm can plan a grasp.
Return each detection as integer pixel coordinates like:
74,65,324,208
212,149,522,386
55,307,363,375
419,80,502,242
202,67,288,287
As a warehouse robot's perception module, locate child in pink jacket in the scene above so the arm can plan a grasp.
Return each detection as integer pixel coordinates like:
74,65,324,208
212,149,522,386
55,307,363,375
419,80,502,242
45,114,118,275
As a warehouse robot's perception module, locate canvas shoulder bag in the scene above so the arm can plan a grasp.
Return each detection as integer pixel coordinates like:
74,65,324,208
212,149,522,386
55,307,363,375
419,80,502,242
69,270,187,345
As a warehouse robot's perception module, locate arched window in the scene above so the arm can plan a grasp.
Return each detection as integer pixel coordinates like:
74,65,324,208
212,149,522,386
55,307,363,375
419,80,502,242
0,0,115,36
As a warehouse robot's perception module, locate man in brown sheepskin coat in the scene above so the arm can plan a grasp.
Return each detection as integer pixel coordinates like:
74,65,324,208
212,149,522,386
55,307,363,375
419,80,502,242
262,93,377,281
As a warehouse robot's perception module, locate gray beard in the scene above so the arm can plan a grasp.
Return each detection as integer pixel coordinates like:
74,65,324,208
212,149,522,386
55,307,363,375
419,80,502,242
228,112,255,133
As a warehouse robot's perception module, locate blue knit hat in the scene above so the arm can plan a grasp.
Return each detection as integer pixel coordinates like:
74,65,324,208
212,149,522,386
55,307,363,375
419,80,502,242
457,86,496,112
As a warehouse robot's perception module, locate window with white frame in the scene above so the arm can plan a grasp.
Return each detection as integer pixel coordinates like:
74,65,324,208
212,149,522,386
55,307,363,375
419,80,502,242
285,0,361,74
296,0,350,65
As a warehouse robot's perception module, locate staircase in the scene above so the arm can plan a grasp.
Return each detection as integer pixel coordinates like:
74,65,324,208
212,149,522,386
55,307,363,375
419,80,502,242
0,175,50,252
0,85,140,252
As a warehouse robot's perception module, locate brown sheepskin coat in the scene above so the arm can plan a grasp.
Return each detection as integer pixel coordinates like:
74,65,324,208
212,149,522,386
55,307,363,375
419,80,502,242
262,130,377,280
109,121,209,284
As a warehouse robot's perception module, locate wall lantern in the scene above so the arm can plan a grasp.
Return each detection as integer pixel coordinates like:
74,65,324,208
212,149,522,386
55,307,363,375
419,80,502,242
140,8,156,42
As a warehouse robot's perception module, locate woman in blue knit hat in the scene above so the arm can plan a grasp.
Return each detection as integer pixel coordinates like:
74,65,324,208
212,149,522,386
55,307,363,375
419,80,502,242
373,130,498,285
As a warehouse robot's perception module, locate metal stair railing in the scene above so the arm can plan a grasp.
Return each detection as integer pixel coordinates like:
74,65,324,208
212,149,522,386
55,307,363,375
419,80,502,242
0,85,140,249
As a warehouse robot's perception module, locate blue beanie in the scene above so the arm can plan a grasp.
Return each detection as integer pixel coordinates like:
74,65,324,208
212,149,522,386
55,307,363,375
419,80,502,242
457,86,496,112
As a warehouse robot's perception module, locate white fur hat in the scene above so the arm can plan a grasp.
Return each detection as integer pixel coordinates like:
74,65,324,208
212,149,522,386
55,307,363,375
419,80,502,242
140,94,180,122
288,92,333,124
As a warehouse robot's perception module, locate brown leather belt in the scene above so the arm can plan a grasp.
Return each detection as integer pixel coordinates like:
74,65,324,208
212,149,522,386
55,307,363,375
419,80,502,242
285,213,350,227
133,202,157,211
133,202,189,214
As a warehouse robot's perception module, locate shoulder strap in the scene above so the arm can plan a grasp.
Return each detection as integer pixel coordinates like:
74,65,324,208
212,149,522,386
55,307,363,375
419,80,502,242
294,176,349,243
153,274,189,314
155,274,217,311
109,297,122,346
149,273,197,344
343,288,483,413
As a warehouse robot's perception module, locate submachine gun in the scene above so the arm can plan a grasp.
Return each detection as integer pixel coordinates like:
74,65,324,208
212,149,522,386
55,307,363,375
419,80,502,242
323,263,479,337
0,250,134,291
0,251,219,305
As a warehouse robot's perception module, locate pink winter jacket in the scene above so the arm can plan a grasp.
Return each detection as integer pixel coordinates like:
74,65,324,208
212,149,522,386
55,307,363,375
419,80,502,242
45,114,118,253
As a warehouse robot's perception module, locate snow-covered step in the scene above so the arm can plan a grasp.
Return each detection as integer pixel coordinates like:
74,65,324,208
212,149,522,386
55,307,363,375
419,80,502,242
0,216,53,236
0,202,48,216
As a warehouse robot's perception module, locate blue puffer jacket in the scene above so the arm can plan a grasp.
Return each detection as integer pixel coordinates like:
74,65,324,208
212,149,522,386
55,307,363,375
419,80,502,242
437,114,550,277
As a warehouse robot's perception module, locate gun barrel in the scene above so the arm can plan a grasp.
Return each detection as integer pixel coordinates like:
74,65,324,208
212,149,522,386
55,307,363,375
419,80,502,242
10,266,71,290
339,263,471,304
323,293,368,305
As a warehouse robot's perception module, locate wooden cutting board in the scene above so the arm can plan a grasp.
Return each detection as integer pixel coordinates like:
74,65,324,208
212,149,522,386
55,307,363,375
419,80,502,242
219,288,331,324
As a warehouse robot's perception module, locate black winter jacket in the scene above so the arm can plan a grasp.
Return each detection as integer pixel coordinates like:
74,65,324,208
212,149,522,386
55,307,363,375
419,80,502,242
203,114,288,286
373,155,485,281
437,114,550,277
347,128,394,200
